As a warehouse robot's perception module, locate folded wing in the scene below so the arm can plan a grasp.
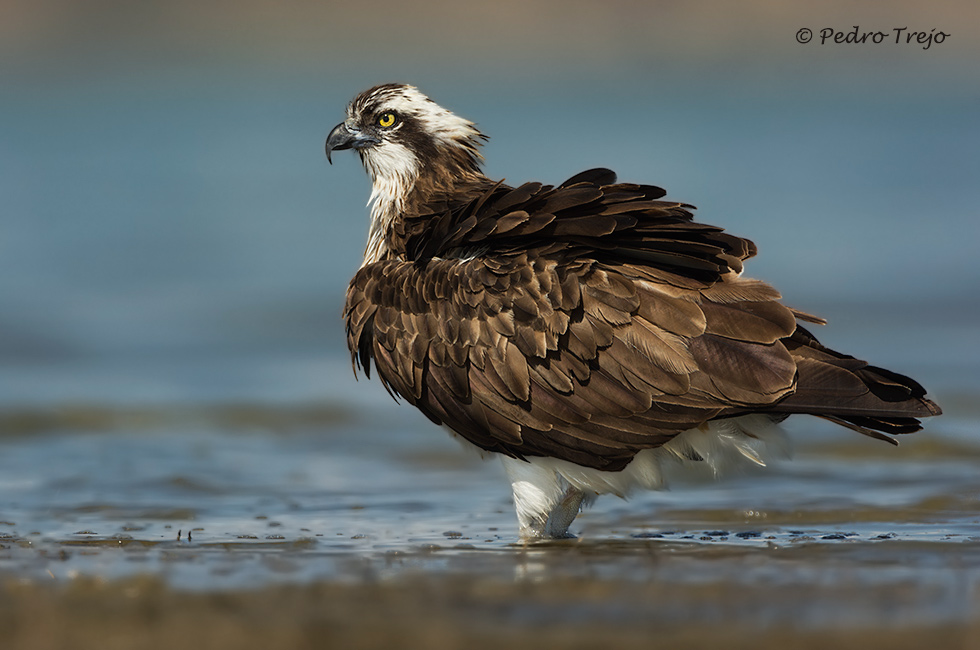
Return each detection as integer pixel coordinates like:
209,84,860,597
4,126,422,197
345,169,940,470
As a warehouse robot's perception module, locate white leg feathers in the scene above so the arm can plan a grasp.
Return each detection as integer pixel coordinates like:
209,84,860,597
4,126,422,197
501,456,592,539
500,415,788,539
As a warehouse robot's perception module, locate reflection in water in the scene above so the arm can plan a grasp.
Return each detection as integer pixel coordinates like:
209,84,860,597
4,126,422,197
0,399,978,630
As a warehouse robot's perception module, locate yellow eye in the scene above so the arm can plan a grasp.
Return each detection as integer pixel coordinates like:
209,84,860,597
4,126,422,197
377,112,396,128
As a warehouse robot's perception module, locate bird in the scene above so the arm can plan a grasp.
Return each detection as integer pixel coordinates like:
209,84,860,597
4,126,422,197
325,83,942,539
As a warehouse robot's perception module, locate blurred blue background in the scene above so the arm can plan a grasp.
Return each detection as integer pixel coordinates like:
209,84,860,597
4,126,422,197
1,0,977,409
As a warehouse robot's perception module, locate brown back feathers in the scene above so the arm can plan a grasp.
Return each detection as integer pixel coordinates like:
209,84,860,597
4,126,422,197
345,168,941,470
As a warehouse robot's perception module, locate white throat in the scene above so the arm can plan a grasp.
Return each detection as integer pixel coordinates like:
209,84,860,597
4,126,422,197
361,144,419,267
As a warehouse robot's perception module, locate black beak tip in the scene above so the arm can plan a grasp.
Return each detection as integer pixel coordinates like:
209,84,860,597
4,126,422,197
325,122,355,165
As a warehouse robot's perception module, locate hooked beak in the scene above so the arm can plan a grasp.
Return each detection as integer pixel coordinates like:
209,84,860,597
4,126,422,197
325,122,380,164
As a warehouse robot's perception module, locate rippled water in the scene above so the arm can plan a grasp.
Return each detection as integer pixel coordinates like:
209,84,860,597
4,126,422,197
1,370,978,627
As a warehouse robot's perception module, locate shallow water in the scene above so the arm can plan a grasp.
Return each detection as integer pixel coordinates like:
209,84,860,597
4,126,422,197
1,371,978,629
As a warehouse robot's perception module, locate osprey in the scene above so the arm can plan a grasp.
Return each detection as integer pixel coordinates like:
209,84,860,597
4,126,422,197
326,83,941,539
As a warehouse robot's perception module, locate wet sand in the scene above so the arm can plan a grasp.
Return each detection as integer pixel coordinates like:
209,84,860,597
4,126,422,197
3,571,980,650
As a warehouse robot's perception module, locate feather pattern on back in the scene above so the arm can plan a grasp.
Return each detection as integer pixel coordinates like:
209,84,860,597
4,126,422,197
344,164,940,471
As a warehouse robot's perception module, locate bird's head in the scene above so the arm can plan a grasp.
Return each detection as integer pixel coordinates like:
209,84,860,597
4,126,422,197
326,84,486,202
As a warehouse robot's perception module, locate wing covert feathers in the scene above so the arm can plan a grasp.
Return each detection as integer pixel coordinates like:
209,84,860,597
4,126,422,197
345,168,940,470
